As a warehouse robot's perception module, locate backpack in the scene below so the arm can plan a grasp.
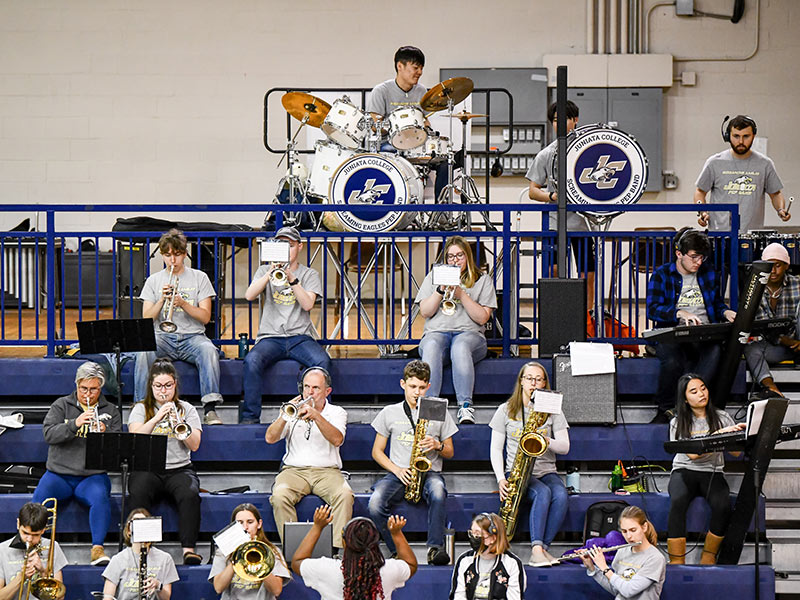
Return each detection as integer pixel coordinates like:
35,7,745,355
583,500,629,542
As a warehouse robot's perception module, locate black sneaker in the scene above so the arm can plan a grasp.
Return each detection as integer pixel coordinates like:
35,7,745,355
427,546,450,566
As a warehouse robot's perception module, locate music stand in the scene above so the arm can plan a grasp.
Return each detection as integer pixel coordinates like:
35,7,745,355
86,432,167,551
76,319,156,415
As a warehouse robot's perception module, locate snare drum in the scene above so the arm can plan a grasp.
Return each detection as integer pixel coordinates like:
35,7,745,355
307,140,357,200
404,134,449,165
323,153,422,232
321,98,368,149
387,106,427,150
738,233,758,264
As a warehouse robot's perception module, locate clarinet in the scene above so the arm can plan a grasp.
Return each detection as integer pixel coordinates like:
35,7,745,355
139,543,148,600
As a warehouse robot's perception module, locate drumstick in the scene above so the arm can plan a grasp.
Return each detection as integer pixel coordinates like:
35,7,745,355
786,197,794,217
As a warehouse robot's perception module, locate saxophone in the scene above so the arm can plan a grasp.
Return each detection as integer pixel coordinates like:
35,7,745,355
499,409,550,538
404,418,432,504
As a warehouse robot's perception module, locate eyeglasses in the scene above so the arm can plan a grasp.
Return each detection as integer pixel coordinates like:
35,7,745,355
685,253,706,263
521,375,546,383
152,382,175,391
446,252,466,261
78,386,101,394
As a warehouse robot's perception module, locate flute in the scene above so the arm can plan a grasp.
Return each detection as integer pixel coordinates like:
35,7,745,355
553,541,640,563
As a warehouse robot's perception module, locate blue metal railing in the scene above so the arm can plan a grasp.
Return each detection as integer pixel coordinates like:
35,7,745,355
0,203,739,357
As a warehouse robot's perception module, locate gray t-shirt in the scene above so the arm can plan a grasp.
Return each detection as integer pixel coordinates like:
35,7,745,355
128,400,202,469
676,273,709,324
253,263,322,340
366,79,426,118
140,266,216,335
371,401,459,473
415,271,497,335
489,402,569,479
525,138,589,232
0,537,68,598
695,149,783,232
670,410,736,472
589,545,666,600
102,546,179,600
209,547,291,600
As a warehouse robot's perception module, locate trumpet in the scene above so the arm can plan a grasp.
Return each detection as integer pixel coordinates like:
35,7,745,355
24,498,66,600
280,396,309,420
553,541,641,564
270,263,289,287
79,399,103,434
232,540,275,582
441,286,457,316
167,401,192,441
159,265,179,333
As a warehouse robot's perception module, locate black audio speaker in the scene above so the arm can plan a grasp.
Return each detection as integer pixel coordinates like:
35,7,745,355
117,241,147,298
538,279,586,357
553,353,616,425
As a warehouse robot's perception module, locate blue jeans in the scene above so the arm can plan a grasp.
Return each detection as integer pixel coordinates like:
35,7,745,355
526,472,569,548
33,471,111,546
240,335,331,422
743,338,795,384
368,472,447,552
134,333,222,405
419,330,487,408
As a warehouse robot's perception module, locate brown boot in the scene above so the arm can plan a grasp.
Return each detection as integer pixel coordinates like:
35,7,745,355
667,538,686,564
700,533,724,565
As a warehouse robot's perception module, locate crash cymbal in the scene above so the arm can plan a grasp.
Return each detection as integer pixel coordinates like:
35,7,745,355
420,77,474,112
449,111,488,122
281,92,331,128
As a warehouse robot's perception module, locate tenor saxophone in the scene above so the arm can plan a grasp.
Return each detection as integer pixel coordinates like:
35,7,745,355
499,410,550,538
403,418,431,504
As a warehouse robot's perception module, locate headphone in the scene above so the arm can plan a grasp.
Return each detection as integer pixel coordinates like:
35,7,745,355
721,114,757,143
477,512,498,536
297,366,332,394
673,227,692,252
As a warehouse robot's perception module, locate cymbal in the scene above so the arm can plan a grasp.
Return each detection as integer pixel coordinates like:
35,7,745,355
281,92,331,128
420,77,474,112
449,111,487,122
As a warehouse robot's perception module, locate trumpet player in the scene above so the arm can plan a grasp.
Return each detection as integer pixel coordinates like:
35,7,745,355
128,359,204,565
135,228,224,426
0,502,67,599
240,226,330,424
416,236,496,425
210,503,291,599
101,508,179,600
368,360,456,565
265,367,353,553
33,361,121,566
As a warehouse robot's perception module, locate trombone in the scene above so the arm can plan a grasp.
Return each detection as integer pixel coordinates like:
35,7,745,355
19,498,66,600
159,265,179,333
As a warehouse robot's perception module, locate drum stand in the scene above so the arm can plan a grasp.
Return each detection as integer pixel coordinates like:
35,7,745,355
272,116,318,229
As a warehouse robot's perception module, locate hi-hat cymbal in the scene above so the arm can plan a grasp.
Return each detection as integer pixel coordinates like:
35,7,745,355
449,111,488,122
420,77,474,112
281,92,331,128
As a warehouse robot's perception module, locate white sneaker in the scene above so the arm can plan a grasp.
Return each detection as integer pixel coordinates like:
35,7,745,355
457,406,475,425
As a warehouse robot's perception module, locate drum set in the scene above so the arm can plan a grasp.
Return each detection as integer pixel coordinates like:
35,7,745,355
274,77,491,233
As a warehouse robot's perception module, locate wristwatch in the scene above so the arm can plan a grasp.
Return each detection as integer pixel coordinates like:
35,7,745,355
603,567,612,574
288,278,299,286
548,191,555,202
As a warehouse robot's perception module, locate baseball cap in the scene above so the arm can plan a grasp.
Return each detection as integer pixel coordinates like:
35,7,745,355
274,226,301,243
761,242,790,264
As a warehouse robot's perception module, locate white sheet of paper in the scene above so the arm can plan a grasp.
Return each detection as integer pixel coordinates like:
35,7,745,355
746,399,769,437
130,517,163,543
568,342,616,376
432,264,461,287
214,521,251,557
260,240,290,263
533,390,563,414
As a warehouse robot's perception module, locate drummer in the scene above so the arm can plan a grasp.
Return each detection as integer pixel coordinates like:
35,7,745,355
367,45,450,202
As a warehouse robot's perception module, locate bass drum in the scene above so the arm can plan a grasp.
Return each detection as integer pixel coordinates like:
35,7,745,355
307,140,357,200
323,153,422,232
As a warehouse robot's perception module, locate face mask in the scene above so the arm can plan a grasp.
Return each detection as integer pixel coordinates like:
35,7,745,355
467,531,483,552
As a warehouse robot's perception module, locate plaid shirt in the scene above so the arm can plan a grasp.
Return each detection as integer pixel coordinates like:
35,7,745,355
647,261,731,327
756,272,800,341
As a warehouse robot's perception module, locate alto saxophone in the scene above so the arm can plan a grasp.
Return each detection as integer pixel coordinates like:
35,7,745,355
499,409,550,538
404,418,432,504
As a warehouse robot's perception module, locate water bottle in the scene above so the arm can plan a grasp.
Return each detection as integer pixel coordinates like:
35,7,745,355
444,526,455,565
238,333,249,359
566,466,581,494
610,463,623,492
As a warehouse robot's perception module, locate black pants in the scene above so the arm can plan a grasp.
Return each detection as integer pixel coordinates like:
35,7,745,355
128,466,201,548
667,468,731,538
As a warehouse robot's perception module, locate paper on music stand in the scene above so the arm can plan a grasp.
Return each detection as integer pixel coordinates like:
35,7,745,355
533,390,563,414
746,400,769,437
568,342,615,376
260,240,290,263
432,264,461,287
130,517,163,543
214,521,251,557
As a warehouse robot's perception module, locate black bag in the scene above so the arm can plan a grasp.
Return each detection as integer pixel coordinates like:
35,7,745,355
0,465,44,494
583,500,629,542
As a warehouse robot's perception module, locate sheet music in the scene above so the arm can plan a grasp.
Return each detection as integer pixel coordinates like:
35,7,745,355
746,400,769,437
432,264,461,287
130,517,163,543
213,521,251,557
260,240,290,263
533,390,563,414
568,342,615,375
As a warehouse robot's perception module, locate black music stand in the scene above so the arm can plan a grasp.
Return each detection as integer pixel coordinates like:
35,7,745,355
76,319,156,415
86,432,167,551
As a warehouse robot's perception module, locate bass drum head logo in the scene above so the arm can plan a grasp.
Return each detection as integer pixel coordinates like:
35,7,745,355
329,153,414,232
564,125,648,216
